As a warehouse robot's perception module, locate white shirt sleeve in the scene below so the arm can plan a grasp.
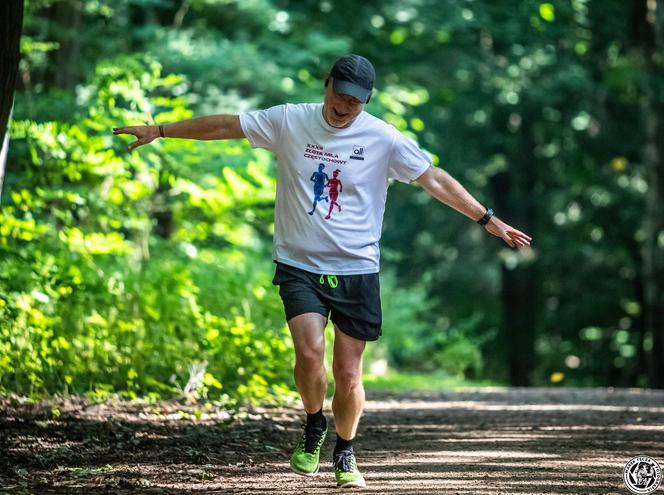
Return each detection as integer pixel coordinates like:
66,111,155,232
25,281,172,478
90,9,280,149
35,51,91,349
239,104,287,151
388,129,432,183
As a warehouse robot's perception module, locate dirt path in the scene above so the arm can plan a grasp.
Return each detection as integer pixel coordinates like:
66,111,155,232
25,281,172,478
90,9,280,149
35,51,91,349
2,388,663,494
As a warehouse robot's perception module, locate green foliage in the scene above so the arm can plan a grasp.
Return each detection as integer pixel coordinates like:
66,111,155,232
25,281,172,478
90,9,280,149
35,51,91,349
3,0,662,399
363,371,499,392
375,272,485,380
2,57,291,404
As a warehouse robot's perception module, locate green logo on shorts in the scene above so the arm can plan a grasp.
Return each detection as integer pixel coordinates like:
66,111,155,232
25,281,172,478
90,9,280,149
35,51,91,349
319,274,339,288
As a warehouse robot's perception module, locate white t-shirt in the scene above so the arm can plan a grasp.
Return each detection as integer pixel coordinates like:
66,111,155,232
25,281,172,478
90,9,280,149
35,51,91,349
239,103,431,275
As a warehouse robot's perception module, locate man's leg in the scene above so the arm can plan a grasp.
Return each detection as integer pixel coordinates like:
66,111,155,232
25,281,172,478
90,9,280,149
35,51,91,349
331,324,367,488
288,312,329,476
288,312,327,413
308,196,318,215
331,324,366,439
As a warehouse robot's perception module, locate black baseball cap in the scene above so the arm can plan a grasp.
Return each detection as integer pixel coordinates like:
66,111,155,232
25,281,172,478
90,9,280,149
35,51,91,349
330,54,375,103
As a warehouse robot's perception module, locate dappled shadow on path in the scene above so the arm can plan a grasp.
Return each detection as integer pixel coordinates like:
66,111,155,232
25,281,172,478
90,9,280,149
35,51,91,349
1,388,663,494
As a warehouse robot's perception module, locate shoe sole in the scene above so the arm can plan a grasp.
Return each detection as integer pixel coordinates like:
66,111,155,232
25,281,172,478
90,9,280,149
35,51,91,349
290,463,320,477
337,478,367,488
337,479,366,489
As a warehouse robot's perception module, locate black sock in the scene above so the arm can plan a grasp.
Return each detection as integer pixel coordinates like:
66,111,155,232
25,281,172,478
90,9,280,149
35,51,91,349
334,434,353,455
306,408,326,429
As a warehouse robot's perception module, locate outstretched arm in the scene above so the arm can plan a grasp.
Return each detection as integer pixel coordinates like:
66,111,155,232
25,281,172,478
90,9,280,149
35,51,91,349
113,115,245,151
415,165,532,248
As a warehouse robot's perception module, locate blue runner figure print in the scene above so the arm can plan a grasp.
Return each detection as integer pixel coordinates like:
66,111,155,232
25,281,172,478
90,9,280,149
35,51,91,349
308,163,329,215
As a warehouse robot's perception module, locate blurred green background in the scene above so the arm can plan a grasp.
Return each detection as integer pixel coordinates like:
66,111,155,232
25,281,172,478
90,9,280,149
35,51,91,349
1,0,663,404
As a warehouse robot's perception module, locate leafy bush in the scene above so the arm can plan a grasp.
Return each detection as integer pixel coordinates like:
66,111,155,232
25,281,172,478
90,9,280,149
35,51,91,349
1,58,293,404
373,271,484,379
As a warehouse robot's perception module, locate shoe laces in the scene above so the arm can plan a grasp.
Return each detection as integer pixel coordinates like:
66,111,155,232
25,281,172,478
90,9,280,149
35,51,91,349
300,424,325,454
333,449,356,472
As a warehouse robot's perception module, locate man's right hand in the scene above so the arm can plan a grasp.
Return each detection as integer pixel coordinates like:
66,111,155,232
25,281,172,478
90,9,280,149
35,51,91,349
113,125,159,151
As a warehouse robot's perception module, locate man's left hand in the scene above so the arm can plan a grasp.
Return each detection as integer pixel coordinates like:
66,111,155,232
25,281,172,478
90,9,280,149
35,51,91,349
485,217,532,248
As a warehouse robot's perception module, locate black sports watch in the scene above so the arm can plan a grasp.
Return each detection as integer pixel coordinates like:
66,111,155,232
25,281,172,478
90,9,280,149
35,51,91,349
477,208,494,226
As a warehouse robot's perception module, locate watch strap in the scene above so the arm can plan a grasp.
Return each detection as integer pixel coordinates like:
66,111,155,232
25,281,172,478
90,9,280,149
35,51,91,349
477,208,494,226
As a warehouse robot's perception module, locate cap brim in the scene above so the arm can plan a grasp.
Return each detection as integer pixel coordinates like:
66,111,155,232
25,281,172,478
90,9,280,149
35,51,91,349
332,80,371,103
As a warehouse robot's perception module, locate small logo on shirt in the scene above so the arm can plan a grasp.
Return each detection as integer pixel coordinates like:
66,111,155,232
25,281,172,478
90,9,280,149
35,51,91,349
350,145,365,160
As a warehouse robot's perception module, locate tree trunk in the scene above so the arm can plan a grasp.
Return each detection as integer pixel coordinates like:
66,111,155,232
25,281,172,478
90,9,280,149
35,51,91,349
47,0,83,90
153,169,174,239
498,258,538,386
643,106,664,387
491,115,539,386
0,0,24,200
631,0,664,387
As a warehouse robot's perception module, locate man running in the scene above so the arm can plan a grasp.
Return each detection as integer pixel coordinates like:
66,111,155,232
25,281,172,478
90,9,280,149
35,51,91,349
113,54,532,489
324,169,342,220
309,163,329,215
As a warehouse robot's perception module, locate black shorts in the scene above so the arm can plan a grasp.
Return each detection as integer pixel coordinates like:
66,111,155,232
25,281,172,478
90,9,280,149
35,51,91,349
272,262,382,341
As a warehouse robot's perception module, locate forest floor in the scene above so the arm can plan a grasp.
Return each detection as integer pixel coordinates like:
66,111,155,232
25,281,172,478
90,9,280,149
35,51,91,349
2,387,663,494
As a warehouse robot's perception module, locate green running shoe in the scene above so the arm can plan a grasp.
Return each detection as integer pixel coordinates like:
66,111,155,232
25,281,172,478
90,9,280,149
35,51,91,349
290,424,327,476
333,449,366,488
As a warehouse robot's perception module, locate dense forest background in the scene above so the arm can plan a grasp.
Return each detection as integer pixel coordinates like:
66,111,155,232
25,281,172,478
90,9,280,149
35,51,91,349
1,0,663,404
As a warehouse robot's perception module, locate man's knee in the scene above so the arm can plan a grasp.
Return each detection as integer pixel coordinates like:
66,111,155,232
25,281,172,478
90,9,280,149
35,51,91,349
332,360,363,390
296,345,325,372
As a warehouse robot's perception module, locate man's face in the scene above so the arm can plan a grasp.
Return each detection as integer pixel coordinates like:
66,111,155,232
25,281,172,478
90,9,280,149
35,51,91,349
322,77,365,128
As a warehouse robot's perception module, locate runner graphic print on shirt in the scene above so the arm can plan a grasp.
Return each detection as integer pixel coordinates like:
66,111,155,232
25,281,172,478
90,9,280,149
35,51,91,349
324,169,343,220
308,163,329,215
